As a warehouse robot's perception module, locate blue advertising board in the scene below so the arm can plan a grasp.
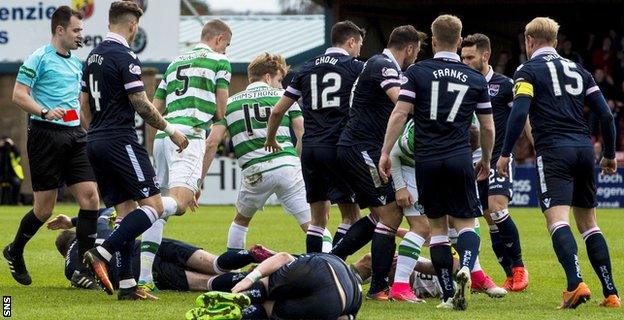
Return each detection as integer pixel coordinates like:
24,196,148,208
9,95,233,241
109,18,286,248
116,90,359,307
510,167,624,208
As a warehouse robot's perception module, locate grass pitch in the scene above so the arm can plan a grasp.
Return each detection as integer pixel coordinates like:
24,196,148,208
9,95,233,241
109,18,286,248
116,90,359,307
0,204,623,319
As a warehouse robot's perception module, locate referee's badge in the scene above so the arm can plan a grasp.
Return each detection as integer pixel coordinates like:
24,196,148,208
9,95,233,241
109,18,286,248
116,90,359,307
488,84,500,97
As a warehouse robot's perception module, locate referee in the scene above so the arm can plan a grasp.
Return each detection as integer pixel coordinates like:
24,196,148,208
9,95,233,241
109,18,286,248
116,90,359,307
4,6,99,287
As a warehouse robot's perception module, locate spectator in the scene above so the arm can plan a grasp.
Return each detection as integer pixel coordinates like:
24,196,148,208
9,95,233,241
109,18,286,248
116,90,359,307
494,50,514,77
594,68,616,100
0,136,24,204
591,36,616,76
560,40,583,65
594,141,603,164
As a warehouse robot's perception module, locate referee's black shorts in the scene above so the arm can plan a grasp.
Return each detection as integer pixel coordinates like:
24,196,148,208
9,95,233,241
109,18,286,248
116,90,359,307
27,120,95,191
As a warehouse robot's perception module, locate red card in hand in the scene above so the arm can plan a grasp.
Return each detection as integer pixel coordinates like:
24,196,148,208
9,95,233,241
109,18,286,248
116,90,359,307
63,109,79,122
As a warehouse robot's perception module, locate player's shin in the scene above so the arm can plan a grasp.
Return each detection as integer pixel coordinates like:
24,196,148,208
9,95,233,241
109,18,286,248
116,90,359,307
228,222,249,251
99,206,159,260
430,235,455,300
76,209,98,267
215,251,256,271
119,239,136,289
489,224,513,276
306,225,325,253
491,209,524,267
583,228,618,297
240,281,268,304
550,222,583,291
9,209,45,255
139,219,166,285
369,222,397,294
333,223,352,246
456,228,480,271
241,304,269,320
331,215,377,260
394,231,425,285
208,272,248,292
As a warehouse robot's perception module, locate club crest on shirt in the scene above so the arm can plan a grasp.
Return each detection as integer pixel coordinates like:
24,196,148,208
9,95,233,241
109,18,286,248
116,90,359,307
488,84,500,97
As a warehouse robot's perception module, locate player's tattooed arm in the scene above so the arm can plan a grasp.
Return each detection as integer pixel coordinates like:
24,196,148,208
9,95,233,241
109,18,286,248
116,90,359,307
128,91,168,130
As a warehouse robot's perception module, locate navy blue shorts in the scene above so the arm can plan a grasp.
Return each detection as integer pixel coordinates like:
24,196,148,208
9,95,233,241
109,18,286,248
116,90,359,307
336,146,395,209
300,145,355,204
478,157,516,211
268,253,362,320
87,137,160,207
153,238,200,291
535,147,596,212
415,153,482,219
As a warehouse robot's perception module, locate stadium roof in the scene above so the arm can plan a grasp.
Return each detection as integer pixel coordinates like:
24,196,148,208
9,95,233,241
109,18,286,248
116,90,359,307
179,15,327,72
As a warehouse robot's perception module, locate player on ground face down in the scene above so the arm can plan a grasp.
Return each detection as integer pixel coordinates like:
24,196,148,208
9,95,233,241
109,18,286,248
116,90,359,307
497,17,620,309
265,21,366,253
333,25,426,301
4,6,100,288
380,14,495,310
80,1,188,300
190,253,362,320
139,19,232,292
49,210,274,293
460,33,529,292
203,53,313,251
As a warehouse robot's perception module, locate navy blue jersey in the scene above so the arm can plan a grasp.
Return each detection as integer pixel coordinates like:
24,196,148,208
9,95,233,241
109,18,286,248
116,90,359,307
81,33,145,141
513,47,596,152
284,47,364,146
399,52,492,162
339,49,403,148
485,68,514,160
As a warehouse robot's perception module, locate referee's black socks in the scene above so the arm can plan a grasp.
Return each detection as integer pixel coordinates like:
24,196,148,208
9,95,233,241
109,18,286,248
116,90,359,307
76,209,98,268
10,209,45,255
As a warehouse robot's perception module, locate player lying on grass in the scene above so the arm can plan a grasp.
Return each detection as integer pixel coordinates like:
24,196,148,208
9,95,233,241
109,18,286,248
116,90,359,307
49,210,274,293
188,252,362,320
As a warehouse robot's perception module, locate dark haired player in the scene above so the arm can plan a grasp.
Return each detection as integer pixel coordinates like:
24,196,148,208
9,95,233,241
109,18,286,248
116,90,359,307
80,1,188,300
380,14,495,310
4,5,100,288
460,33,529,292
265,20,366,253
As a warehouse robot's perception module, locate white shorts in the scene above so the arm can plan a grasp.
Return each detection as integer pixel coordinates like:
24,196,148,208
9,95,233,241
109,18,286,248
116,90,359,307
153,137,205,194
401,166,424,217
236,164,310,225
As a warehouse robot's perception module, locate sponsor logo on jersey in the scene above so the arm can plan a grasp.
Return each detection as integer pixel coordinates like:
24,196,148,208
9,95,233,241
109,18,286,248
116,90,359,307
381,67,399,78
129,63,141,75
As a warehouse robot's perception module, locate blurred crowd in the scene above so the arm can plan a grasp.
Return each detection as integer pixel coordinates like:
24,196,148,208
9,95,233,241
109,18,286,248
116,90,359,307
500,29,624,164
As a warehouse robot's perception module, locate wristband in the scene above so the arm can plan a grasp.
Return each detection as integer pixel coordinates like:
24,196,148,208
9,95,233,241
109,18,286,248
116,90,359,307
245,269,262,282
164,123,176,136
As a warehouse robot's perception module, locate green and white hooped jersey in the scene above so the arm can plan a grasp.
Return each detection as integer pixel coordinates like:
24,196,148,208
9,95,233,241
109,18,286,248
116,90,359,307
216,82,303,172
154,43,231,140
397,119,415,168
